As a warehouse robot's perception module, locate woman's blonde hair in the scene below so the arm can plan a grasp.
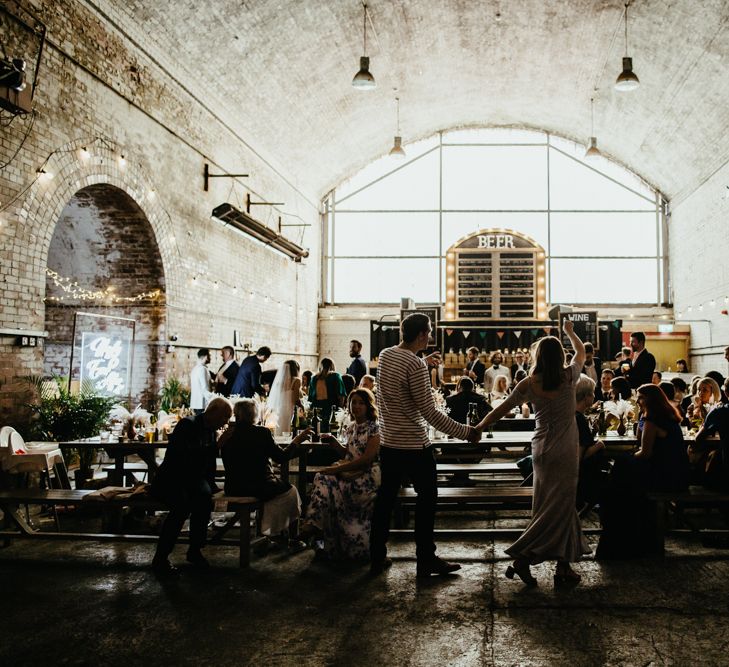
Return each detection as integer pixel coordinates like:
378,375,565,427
698,377,721,403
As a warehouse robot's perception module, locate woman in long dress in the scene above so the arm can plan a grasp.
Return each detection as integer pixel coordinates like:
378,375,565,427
301,388,380,560
478,319,590,586
267,360,302,435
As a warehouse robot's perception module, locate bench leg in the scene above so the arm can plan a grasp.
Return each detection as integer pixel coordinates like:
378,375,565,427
239,508,252,568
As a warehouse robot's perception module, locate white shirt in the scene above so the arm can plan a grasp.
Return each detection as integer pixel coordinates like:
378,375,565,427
190,360,213,410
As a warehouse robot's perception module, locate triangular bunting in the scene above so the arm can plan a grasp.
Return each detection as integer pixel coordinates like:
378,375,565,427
462,330,470,339
612,321,621,329
372,323,380,331
543,327,551,335
478,331,487,339
496,331,505,339
513,330,522,339
531,328,539,336
445,329,454,336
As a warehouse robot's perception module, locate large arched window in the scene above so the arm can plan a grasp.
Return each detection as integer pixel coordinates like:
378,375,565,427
322,128,665,306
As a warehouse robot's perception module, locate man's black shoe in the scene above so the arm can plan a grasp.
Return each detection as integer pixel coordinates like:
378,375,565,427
186,549,210,569
152,557,180,578
416,556,461,578
369,557,393,575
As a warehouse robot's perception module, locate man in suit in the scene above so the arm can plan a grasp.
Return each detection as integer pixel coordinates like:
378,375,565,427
510,351,527,379
582,342,602,385
346,339,368,386
231,346,272,397
215,346,239,397
626,331,656,388
463,346,486,385
151,397,233,575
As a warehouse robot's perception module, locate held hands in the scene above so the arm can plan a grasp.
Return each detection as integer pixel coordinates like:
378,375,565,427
467,425,482,444
319,433,340,448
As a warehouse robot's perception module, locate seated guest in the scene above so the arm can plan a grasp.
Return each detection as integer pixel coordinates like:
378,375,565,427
610,376,633,401
681,376,703,417
341,373,356,397
574,375,610,511
151,397,232,575
490,374,510,403
359,374,376,391
597,384,688,559
686,377,721,427
691,377,729,490
706,370,728,403
676,358,689,373
659,381,676,402
511,368,528,391
670,377,688,414
598,368,615,402
220,399,312,544
652,371,662,385
301,389,380,560
445,377,492,424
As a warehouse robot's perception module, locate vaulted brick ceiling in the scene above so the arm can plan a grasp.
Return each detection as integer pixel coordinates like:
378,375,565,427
111,0,729,204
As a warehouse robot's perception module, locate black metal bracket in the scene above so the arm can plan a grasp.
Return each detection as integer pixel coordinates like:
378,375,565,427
203,163,249,191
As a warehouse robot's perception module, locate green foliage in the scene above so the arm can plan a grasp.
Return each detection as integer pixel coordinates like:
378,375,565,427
24,376,117,470
159,376,190,412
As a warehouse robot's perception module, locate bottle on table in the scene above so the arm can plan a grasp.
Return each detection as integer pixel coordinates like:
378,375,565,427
291,407,299,437
328,410,338,436
310,408,320,443
468,402,479,428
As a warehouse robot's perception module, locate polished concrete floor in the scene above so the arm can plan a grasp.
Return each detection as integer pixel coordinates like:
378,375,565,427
1,520,728,667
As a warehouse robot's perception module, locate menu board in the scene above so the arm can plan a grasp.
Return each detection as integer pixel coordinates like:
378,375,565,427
559,311,599,350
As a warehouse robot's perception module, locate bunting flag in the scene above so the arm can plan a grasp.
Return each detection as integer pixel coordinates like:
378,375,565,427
372,323,380,331
612,321,621,329
531,328,539,336
462,330,470,339
496,331,505,339
445,329,454,336
478,331,487,339
513,330,522,339
543,327,551,335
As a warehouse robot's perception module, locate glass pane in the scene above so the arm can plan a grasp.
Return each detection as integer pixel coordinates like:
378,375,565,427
442,212,549,253
550,258,657,303
333,212,439,256
442,145,548,210
443,127,547,145
549,134,656,201
549,146,655,211
550,212,657,257
333,258,439,303
335,137,439,209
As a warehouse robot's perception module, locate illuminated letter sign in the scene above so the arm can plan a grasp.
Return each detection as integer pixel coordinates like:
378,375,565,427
80,332,131,396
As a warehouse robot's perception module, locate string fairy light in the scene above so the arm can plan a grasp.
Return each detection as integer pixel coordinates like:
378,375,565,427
44,268,162,303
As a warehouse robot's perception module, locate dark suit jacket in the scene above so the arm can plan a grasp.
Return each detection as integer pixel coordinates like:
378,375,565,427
231,355,263,397
152,415,217,493
216,360,239,397
222,423,296,500
467,359,486,385
628,349,656,388
510,363,527,380
445,391,492,425
346,355,368,385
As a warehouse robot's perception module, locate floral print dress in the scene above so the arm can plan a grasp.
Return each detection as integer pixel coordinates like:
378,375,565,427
305,420,380,559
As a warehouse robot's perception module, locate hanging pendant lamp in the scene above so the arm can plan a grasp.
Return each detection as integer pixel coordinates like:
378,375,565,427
389,97,406,159
615,2,640,91
352,4,376,89
584,97,602,159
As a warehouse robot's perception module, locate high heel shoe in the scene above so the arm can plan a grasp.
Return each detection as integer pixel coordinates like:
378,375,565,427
553,566,581,587
505,562,537,587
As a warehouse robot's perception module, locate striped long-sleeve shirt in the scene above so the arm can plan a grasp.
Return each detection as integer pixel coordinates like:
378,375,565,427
376,346,470,449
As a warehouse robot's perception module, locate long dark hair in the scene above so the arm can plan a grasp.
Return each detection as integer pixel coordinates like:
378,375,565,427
637,383,681,423
318,358,335,377
530,336,566,391
348,388,377,421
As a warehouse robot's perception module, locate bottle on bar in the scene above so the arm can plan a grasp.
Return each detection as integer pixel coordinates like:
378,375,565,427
468,402,479,427
329,409,338,436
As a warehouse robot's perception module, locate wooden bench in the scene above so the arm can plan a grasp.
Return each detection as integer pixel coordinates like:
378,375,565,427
648,486,729,553
0,488,260,568
100,462,228,484
395,485,533,528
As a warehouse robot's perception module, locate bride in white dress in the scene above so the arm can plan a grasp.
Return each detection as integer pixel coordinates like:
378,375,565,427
267,360,303,435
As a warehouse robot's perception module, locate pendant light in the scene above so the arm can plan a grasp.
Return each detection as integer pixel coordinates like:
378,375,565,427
389,97,406,159
584,97,602,160
615,2,640,91
352,3,375,89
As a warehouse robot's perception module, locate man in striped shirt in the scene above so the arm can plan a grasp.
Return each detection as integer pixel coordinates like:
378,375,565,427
370,313,481,577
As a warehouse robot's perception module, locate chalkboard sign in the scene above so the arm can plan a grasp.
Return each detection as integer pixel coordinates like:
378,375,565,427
400,307,438,345
559,311,598,350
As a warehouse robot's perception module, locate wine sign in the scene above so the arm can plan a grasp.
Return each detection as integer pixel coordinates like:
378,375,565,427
559,311,598,350
80,332,131,396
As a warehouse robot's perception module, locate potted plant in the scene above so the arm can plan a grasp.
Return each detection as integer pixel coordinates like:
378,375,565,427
24,376,117,488
159,377,190,412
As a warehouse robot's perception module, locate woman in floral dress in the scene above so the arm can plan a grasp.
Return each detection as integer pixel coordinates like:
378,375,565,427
302,388,380,560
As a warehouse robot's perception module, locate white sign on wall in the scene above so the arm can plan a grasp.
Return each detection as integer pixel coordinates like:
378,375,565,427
79,332,131,396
